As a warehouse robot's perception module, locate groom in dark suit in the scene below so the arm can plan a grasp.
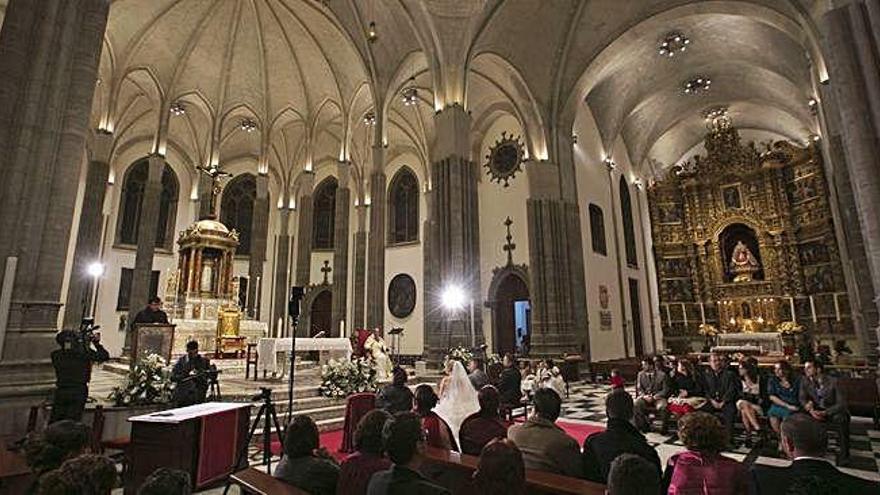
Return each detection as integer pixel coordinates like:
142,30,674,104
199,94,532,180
749,413,878,494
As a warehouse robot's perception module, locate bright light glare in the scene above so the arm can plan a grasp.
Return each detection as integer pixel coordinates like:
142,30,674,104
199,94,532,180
441,285,466,310
87,262,105,278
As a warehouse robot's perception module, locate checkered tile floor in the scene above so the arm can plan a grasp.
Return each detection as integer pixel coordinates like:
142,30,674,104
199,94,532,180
561,382,880,482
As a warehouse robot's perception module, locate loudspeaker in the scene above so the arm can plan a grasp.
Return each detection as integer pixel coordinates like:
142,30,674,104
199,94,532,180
288,286,304,318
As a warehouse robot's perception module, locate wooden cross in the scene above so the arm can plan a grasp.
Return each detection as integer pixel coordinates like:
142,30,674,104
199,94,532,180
196,164,232,217
321,260,332,285
503,216,516,266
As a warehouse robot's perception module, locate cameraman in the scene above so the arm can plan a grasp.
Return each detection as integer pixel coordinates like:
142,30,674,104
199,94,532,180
50,327,110,422
171,340,211,407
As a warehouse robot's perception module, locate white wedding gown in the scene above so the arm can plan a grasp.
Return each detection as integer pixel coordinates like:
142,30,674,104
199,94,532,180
434,361,480,448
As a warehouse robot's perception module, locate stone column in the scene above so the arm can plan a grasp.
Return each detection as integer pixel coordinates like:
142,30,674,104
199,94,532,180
125,154,165,353
247,174,269,319
63,130,113,329
331,162,351,336
272,208,291,337
366,148,387,329
0,0,109,393
425,105,482,356
294,172,315,287
819,2,880,356
352,205,368,330
606,165,630,357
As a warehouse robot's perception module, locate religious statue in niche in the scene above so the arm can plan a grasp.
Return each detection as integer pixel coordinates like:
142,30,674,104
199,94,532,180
484,132,525,187
805,265,836,293
657,203,683,224
661,258,689,277
799,242,830,266
729,241,760,282
790,176,818,204
722,185,742,209
387,273,416,318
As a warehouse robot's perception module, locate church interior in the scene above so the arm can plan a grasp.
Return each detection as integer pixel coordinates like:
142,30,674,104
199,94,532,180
1,0,879,493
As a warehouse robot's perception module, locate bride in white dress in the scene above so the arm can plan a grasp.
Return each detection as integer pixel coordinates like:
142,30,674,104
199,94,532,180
434,360,480,447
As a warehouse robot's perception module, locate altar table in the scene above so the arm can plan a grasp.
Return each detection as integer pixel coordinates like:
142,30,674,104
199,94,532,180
125,402,250,494
257,337,353,375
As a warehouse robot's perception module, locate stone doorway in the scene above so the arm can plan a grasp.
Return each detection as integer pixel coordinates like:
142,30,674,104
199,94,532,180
488,267,530,356
309,289,333,337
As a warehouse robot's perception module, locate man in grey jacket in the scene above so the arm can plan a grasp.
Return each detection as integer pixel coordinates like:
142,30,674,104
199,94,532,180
633,358,670,433
799,360,850,464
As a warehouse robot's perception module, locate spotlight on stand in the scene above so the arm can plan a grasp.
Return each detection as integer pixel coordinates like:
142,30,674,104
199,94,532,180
441,284,466,310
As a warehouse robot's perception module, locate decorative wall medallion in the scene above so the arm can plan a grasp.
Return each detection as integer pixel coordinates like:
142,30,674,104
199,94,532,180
484,132,525,187
599,285,610,309
387,274,416,318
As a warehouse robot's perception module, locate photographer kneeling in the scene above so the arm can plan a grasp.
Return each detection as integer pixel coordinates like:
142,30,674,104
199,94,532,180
50,323,110,423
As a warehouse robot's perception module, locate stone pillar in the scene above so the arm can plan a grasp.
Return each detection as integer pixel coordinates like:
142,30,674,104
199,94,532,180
272,208,291,337
366,148,387,329
247,174,269,319
63,131,113,329
125,154,165,352
425,105,482,356
605,165,630,357
294,173,315,287
352,205,368,330
0,0,109,393
819,2,880,357
525,161,580,357
331,162,351,336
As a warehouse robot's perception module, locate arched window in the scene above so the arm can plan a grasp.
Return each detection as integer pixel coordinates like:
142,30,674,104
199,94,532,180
312,177,338,250
117,159,179,249
220,173,257,255
620,177,638,267
588,203,606,255
388,167,419,244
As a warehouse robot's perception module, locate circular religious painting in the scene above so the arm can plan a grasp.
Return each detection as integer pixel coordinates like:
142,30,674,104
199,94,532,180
387,274,416,318
484,132,525,187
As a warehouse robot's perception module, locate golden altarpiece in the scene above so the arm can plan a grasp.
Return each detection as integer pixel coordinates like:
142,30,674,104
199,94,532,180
649,116,854,353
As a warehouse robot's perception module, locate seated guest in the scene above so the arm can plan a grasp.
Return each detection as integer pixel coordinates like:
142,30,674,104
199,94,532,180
767,360,800,444
607,453,662,495
700,352,740,440
37,454,117,495
413,384,457,451
23,420,91,476
366,412,450,495
507,388,583,478
662,412,747,495
138,468,191,495
538,359,566,399
750,413,878,493
337,410,393,495
497,353,522,407
171,340,210,407
735,361,765,447
376,367,413,414
459,385,509,455
582,389,661,483
609,368,625,390
472,438,526,495
467,358,489,390
274,415,340,495
799,360,850,464
667,359,705,417
633,357,670,433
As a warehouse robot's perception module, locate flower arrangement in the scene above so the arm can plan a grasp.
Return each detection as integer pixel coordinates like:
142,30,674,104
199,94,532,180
108,354,173,407
319,357,378,398
698,323,719,336
444,345,473,366
776,321,805,335
486,353,502,366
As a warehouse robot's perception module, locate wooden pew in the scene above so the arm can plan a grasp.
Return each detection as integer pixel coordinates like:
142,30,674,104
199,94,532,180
229,467,309,495
422,446,606,495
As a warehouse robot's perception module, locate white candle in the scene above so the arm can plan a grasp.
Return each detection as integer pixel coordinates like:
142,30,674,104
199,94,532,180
833,293,841,321
810,295,817,323
789,297,796,323
700,302,706,324
682,303,688,327
277,317,283,338
340,319,345,336
665,304,672,327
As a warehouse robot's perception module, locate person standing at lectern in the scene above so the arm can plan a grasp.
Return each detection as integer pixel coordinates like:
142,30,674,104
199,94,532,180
132,296,169,328
172,341,210,407
50,329,110,422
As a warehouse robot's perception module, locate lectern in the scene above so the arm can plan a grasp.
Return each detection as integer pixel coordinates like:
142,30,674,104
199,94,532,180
125,402,250,493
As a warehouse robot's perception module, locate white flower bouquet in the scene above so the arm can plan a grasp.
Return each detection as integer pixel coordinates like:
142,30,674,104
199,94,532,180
444,345,473,366
319,357,378,398
109,353,173,406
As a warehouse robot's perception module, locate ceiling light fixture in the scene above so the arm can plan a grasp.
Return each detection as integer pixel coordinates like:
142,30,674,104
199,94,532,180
239,118,258,133
367,21,378,43
683,76,712,95
401,77,418,106
170,101,186,116
658,31,690,58
603,156,616,170
363,111,376,126
703,105,728,121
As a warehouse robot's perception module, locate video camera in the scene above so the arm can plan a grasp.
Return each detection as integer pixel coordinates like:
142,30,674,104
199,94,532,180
78,317,100,345
252,387,273,403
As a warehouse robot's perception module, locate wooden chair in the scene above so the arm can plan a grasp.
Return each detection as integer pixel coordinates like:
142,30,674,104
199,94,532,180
245,343,259,381
230,467,309,495
90,405,132,477
341,392,376,453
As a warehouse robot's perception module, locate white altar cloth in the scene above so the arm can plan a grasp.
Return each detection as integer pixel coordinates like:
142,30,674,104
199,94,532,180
257,337,352,374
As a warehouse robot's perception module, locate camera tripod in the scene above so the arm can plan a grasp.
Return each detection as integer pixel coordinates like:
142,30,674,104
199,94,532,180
223,387,285,494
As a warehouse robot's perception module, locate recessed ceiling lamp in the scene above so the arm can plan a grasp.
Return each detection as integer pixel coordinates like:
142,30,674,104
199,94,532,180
367,21,378,43
363,111,376,126
239,118,258,133
683,76,712,95
170,101,186,116
401,77,418,106
659,31,690,58
703,105,728,121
